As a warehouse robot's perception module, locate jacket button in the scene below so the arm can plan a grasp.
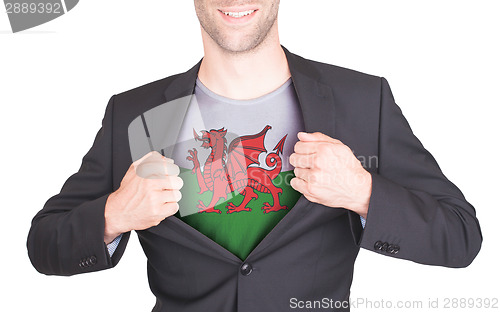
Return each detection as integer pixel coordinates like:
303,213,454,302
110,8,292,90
89,256,97,265
387,244,395,253
240,263,253,276
79,259,87,268
374,241,383,250
381,242,389,252
387,244,400,254
392,245,400,254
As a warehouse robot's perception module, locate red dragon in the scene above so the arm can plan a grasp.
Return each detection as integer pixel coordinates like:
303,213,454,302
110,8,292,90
186,125,288,214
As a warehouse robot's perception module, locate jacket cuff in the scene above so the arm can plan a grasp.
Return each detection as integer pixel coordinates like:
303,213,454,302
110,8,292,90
70,193,113,274
356,173,402,254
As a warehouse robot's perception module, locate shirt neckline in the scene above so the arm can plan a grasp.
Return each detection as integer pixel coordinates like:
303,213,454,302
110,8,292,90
195,76,293,105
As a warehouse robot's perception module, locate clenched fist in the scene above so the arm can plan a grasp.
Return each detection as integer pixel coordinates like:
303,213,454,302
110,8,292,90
103,151,184,244
289,132,372,219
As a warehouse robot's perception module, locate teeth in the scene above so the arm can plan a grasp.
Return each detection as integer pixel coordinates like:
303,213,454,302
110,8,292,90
222,10,255,18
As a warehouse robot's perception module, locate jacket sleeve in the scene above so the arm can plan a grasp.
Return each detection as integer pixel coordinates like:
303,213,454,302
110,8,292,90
27,95,130,276
353,77,482,268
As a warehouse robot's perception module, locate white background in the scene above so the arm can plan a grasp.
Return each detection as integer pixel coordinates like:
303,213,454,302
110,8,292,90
1,0,499,311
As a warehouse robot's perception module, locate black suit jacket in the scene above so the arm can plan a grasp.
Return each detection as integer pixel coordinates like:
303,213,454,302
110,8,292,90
27,46,482,311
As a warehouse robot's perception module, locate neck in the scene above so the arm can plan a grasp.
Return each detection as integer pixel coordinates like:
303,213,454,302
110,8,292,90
197,23,291,100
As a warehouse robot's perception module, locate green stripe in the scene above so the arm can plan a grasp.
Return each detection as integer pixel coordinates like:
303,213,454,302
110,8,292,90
176,168,301,260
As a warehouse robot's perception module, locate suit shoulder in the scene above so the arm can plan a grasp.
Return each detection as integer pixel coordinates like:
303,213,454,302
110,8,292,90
295,53,382,88
113,73,181,103
107,71,189,127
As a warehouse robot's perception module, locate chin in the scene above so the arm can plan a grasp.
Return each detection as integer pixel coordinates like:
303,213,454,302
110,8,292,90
219,37,261,54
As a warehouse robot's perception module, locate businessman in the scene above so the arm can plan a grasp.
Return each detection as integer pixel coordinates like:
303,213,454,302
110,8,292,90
27,1,482,311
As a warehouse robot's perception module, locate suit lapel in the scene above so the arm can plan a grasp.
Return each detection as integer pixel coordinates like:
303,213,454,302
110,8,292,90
129,61,203,162
282,46,336,137
163,59,202,103
151,60,202,158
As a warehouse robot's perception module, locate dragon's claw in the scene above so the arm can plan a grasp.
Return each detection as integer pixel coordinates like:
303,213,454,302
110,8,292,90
197,201,221,214
261,202,288,214
226,202,252,214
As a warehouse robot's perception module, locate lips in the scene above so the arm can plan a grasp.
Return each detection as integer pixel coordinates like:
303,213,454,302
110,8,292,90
217,7,258,23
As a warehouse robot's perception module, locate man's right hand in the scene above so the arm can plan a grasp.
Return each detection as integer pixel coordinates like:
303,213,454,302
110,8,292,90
103,151,183,244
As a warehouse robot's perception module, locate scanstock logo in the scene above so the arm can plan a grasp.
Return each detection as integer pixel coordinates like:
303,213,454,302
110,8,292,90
4,0,79,33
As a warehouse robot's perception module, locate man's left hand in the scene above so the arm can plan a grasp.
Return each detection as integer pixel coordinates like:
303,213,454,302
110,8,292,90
289,132,372,219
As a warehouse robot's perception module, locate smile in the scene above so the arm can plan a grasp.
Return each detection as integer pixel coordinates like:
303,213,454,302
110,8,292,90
219,9,257,18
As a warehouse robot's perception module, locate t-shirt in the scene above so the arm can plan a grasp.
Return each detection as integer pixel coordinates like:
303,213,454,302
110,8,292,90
171,77,306,260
